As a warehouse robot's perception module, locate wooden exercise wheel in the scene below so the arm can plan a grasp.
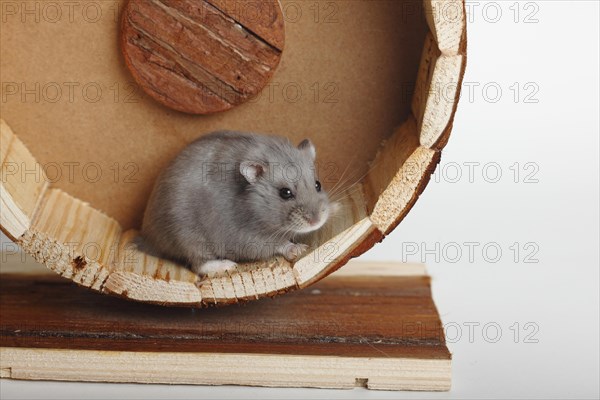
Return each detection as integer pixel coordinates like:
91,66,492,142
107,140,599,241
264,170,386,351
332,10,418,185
0,0,467,306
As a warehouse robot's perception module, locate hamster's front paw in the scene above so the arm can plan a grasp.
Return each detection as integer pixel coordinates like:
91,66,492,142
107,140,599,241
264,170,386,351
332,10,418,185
279,242,309,262
192,259,237,276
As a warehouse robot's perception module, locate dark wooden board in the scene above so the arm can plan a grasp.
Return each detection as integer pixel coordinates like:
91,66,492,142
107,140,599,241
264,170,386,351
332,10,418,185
0,272,448,360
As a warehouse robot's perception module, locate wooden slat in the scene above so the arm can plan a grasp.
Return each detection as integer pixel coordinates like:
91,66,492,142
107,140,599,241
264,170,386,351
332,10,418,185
294,217,376,287
364,117,438,234
102,229,202,305
412,33,464,149
198,257,295,304
0,120,48,240
370,146,438,235
114,229,198,282
364,116,421,215
103,271,202,306
18,188,121,291
424,0,466,55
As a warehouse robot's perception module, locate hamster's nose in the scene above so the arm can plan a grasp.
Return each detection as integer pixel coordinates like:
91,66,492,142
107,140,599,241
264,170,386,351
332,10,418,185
307,214,320,226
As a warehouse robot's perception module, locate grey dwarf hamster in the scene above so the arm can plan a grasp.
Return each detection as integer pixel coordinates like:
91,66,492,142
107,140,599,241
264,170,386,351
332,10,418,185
138,130,338,276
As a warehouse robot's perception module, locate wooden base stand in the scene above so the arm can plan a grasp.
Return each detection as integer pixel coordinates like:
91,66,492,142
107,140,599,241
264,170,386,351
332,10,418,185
0,255,450,391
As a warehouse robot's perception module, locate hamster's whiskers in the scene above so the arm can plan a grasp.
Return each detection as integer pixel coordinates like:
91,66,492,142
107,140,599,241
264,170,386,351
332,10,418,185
264,224,295,246
327,153,388,201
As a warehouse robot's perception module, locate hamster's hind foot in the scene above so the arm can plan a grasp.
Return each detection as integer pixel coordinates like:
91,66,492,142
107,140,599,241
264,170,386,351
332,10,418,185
192,259,238,276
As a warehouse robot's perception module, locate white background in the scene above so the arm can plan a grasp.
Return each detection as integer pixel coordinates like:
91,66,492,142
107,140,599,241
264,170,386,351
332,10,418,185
1,1,599,399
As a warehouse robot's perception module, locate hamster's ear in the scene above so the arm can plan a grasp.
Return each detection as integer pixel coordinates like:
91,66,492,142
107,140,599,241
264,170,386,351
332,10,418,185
240,161,266,184
298,139,316,160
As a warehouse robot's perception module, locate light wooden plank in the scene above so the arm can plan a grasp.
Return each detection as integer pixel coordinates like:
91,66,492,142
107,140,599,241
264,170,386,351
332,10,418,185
198,257,296,304
0,120,48,239
412,33,464,149
0,185,29,241
103,271,202,306
364,116,420,215
424,0,466,55
369,146,437,234
113,229,199,282
0,348,451,391
19,188,121,290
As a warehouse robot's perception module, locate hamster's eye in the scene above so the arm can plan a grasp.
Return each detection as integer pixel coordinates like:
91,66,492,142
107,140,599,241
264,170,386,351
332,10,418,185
315,180,322,192
279,188,294,200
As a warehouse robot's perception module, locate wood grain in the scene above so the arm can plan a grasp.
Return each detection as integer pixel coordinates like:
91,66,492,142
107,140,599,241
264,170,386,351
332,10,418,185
365,116,440,234
102,229,203,305
18,188,120,291
0,262,447,355
365,116,420,215
412,33,464,149
0,120,48,240
0,263,451,390
121,0,284,114
0,348,450,390
424,0,466,55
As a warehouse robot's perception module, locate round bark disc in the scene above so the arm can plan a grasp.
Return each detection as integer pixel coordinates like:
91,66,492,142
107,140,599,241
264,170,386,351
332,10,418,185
121,0,285,114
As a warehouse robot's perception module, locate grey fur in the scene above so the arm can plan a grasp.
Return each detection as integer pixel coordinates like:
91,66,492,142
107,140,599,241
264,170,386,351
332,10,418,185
139,131,336,275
